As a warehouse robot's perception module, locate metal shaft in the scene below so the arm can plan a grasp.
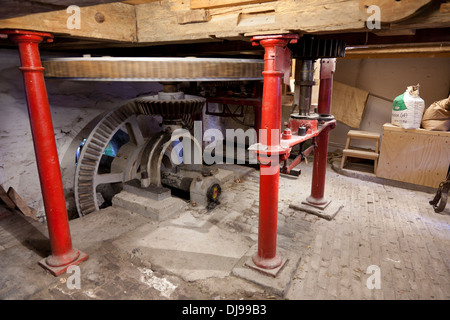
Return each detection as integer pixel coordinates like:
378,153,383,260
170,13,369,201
297,59,315,116
2,29,88,275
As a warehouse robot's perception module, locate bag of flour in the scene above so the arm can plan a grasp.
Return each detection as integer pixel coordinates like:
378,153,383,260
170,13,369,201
391,84,425,129
421,95,450,131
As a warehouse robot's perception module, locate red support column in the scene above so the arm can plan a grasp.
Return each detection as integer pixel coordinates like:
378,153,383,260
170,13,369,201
250,34,298,270
1,29,88,276
306,58,336,206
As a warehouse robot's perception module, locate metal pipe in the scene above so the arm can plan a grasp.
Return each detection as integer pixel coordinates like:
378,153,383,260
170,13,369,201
306,58,336,205
1,29,88,276
250,34,298,270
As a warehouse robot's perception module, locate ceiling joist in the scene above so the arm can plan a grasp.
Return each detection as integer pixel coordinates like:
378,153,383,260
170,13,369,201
0,0,449,57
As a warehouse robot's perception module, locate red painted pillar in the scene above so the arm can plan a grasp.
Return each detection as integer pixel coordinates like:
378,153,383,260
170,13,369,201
1,29,88,276
306,59,336,206
251,34,298,269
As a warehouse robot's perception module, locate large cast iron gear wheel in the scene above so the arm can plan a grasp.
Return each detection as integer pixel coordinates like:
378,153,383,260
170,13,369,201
75,101,145,216
135,94,205,127
288,35,346,59
74,96,204,217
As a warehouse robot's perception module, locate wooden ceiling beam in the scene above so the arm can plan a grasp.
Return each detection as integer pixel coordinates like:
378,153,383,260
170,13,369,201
0,2,136,42
0,0,449,47
134,0,450,44
0,1,127,20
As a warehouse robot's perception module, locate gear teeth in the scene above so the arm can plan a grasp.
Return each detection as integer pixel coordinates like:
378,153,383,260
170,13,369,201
135,95,205,120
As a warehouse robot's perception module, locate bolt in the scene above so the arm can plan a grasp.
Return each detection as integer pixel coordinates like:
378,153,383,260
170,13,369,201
95,12,105,23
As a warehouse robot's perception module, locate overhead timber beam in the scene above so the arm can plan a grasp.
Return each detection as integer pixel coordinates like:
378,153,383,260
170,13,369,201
390,1,450,30
0,0,449,46
0,0,127,20
135,0,366,43
0,2,137,42
134,0,450,45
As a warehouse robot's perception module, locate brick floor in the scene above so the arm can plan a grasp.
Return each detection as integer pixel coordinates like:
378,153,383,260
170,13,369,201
187,161,450,299
1,161,449,300
276,163,450,300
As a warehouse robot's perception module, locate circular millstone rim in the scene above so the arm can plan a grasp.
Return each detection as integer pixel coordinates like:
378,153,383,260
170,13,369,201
43,57,264,81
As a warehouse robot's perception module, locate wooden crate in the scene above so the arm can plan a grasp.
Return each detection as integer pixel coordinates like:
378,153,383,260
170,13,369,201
377,123,450,188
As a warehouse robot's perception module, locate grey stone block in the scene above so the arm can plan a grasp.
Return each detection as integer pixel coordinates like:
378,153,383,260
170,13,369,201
123,179,171,201
112,190,186,221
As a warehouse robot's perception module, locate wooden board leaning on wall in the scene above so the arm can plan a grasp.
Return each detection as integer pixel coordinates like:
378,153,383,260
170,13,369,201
331,81,369,129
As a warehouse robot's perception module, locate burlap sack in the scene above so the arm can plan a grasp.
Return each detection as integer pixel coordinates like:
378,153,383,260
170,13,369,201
421,96,450,131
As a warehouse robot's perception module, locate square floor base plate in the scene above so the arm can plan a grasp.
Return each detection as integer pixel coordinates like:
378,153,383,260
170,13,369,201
232,244,301,297
290,200,343,221
244,255,288,278
38,250,89,276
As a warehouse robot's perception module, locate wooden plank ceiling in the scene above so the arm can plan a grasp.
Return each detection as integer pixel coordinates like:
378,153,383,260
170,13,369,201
0,0,449,58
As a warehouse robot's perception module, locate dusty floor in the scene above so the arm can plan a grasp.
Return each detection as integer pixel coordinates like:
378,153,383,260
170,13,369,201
0,162,449,300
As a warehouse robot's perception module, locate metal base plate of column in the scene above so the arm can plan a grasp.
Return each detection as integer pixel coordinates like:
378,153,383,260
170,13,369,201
289,200,343,221
232,244,302,297
303,198,331,210
244,255,288,278
38,250,89,276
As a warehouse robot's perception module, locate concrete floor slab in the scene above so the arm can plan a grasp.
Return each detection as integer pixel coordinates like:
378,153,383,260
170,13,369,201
213,164,255,184
112,211,254,282
69,206,152,247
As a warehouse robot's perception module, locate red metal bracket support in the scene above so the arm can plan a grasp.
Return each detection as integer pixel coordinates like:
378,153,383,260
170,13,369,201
250,34,299,270
0,29,88,276
306,58,337,206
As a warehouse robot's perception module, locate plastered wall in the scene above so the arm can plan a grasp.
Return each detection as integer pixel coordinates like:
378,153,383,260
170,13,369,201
0,48,162,220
